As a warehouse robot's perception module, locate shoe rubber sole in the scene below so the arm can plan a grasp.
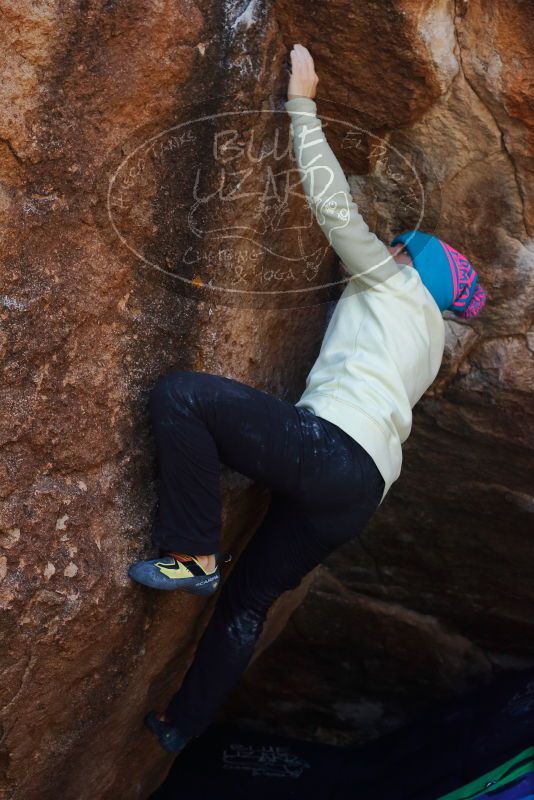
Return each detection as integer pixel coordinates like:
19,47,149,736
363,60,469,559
128,553,223,594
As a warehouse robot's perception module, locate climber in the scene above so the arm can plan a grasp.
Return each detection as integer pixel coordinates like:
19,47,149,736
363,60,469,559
128,43,486,754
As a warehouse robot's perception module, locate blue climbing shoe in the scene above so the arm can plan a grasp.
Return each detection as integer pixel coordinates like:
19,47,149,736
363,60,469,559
128,552,222,594
144,711,190,754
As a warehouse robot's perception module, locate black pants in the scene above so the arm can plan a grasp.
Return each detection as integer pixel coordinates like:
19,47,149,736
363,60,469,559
148,370,384,738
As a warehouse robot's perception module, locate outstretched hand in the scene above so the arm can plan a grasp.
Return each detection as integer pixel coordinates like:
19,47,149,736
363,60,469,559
287,43,319,101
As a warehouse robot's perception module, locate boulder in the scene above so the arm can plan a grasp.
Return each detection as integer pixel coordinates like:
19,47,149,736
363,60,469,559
0,0,532,796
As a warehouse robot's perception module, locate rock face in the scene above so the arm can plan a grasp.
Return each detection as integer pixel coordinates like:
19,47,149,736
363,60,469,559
0,1,532,798
0,3,329,798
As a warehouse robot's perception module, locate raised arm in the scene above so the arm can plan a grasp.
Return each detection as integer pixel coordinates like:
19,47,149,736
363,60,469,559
285,44,399,287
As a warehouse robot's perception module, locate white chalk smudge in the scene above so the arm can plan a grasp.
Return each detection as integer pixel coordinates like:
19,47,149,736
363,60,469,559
63,562,78,578
55,514,69,530
231,0,258,29
420,4,459,84
1,296,27,311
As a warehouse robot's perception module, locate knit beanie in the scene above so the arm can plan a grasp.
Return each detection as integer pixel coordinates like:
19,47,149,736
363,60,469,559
390,230,487,318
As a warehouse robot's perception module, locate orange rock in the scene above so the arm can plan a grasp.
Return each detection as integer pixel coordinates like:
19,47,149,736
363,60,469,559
0,0,532,795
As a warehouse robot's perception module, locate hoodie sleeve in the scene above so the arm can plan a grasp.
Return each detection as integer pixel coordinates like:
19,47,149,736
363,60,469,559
285,96,400,287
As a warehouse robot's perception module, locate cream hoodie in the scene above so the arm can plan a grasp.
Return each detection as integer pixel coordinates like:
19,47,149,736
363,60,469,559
285,96,445,502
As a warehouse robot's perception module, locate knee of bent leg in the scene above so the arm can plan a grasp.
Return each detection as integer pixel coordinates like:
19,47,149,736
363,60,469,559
149,370,197,417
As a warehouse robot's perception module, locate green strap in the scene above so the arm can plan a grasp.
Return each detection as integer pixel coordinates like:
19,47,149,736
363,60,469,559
436,746,534,799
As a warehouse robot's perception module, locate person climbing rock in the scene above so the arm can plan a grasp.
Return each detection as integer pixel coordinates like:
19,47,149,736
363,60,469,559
129,43,487,754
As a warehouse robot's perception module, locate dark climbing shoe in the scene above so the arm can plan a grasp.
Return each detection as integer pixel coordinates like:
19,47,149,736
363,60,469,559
128,552,223,594
144,711,190,754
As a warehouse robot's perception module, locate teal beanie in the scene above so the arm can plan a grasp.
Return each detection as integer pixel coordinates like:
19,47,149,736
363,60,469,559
390,230,487,318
